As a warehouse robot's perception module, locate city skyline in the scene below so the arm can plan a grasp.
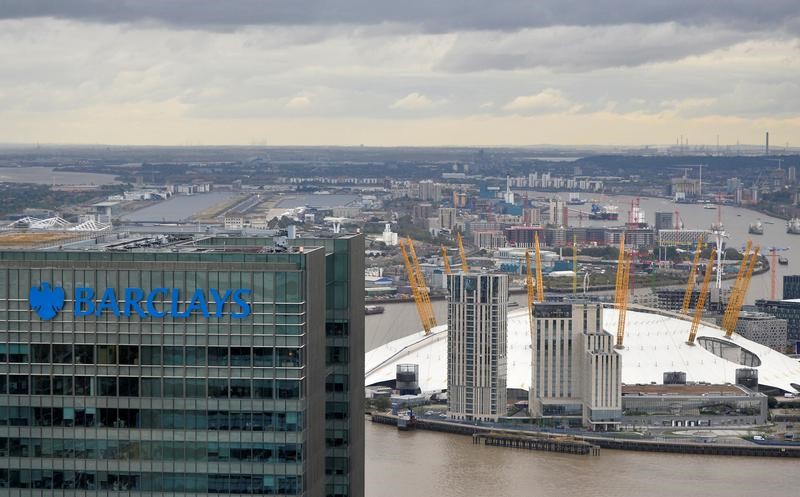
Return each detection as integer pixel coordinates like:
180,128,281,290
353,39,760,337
1,1,799,146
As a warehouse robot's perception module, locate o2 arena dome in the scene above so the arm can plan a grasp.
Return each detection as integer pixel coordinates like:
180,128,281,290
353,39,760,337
366,305,800,395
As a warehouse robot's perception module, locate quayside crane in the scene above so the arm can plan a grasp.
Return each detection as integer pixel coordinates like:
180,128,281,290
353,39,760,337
721,241,752,333
680,235,705,315
441,245,452,275
725,246,760,338
456,232,469,272
399,239,436,335
687,248,716,345
534,232,544,302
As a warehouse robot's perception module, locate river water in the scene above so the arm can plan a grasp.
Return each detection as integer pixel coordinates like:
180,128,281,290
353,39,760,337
365,421,797,497
364,196,800,496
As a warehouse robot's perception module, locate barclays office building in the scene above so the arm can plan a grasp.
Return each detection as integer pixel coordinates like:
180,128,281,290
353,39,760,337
0,232,364,497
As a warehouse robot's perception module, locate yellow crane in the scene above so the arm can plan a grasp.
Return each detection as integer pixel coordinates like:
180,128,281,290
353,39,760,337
456,232,469,272
615,250,632,349
534,232,544,302
441,245,452,275
572,234,578,296
680,235,705,315
721,241,752,332
399,239,437,335
687,248,716,345
725,246,760,337
526,249,536,336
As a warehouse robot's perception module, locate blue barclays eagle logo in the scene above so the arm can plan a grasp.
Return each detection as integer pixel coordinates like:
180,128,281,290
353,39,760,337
29,282,65,321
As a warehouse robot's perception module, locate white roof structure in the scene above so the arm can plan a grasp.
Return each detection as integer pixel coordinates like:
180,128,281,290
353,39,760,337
365,306,800,394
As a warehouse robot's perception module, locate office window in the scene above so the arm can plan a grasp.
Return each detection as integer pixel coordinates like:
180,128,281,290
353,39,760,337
163,347,183,366
140,378,161,397
185,347,205,366
74,345,93,364
185,378,205,397
230,379,251,398
97,377,117,396
118,377,139,397
119,346,139,365
9,375,28,395
32,375,50,395
74,377,92,396
97,345,116,365
208,347,228,366
254,347,273,367
277,380,300,399
141,346,161,365
163,378,183,398
53,376,72,396
32,344,50,363
52,345,72,364
254,379,274,399
230,347,251,367
208,379,228,398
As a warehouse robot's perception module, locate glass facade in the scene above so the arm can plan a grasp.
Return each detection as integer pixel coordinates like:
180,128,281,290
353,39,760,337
0,236,357,496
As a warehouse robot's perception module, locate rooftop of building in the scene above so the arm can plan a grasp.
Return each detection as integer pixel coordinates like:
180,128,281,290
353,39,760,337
0,229,356,253
621,383,752,397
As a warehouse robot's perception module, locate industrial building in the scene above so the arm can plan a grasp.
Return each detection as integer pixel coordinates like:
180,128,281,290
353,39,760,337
621,383,768,428
0,231,364,497
447,273,508,422
529,302,621,430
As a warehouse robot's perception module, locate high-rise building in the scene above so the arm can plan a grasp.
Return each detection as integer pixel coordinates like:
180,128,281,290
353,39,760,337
447,273,508,422
529,302,621,430
755,299,800,349
784,275,800,300
654,211,674,232
0,232,364,497
439,207,457,230
418,180,442,202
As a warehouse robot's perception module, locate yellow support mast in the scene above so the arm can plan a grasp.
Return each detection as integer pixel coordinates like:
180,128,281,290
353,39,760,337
721,241,752,332
456,232,469,273
406,238,437,333
526,249,536,336
615,250,632,349
725,246,760,337
687,248,716,345
680,235,705,315
441,245,452,275
534,232,544,302
572,234,578,296
614,234,626,308
398,240,432,334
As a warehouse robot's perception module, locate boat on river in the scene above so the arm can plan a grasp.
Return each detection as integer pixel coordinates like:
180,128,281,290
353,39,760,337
748,221,764,235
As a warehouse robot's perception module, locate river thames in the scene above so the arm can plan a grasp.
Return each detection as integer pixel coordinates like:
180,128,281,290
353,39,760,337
364,196,800,496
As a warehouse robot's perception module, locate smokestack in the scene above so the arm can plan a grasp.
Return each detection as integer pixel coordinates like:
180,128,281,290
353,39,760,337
766,131,770,155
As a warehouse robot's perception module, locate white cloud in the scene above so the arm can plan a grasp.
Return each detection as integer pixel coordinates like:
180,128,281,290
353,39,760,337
390,92,434,110
503,89,577,113
285,96,312,110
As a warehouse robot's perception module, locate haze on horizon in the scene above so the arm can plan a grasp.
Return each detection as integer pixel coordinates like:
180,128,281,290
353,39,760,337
1,0,799,148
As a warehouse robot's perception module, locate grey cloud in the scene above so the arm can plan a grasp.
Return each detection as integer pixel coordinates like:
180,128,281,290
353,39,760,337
438,23,767,72
2,0,799,32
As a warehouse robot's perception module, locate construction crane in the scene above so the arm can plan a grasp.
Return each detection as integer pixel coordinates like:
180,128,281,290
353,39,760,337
572,234,578,296
526,249,536,336
441,245,452,275
687,248,716,345
720,241,752,332
725,246,760,338
680,235,705,315
456,232,469,273
767,247,789,300
534,232,544,302
399,239,437,334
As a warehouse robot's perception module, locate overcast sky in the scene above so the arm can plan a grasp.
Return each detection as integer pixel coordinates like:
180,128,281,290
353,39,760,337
1,1,799,146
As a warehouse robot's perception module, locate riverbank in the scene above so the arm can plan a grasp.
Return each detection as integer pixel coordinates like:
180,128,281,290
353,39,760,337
370,413,800,458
